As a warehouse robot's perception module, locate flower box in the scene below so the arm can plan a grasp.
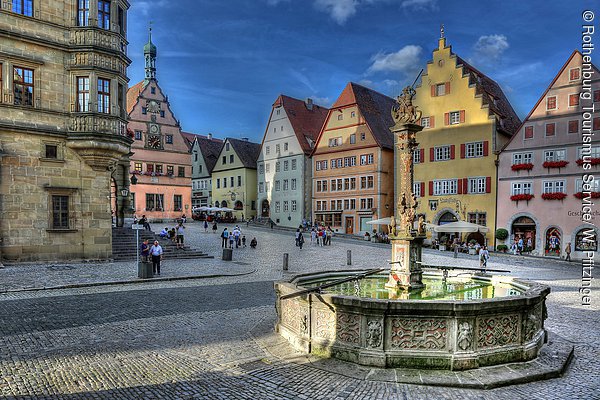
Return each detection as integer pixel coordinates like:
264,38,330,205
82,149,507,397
542,160,569,169
510,194,534,202
574,192,600,199
576,158,600,166
511,163,534,171
541,192,567,200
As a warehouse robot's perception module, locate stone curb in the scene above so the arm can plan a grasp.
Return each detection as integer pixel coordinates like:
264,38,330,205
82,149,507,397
0,269,258,294
255,330,574,390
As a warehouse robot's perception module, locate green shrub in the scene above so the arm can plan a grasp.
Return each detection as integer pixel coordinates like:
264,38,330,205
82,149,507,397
496,228,509,241
497,244,509,252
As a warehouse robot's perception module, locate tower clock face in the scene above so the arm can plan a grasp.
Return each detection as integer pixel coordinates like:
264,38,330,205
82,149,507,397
148,135,161,149
147,100,160,113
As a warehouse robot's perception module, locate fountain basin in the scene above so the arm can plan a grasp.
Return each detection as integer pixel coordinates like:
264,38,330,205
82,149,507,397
275,270,550,371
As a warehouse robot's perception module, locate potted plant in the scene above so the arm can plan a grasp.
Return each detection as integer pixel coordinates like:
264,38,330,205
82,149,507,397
542,160,569,170
541,192,567,200
510,193,534,204
511,163,534,171
497,244,509,253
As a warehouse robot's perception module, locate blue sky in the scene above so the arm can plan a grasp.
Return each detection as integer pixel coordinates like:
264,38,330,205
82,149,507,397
127,0,597,142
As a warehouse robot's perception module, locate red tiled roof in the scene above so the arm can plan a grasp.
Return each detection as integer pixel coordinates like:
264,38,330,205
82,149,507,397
126,80,146,114
228,138,261,169
455,57,521,137
322,82,395,151
275,95,329,155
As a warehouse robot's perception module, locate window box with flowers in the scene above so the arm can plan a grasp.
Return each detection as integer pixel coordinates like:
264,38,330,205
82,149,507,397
574,192,600,199
542,160,569,169
511,163,534,171
576,158,600,166
510,194,534,204
541,192,567,200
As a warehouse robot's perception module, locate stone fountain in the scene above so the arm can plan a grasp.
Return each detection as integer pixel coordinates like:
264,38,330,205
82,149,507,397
274,87,554,372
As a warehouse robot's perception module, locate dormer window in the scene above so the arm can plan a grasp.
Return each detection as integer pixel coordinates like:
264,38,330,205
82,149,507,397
151,87,156,94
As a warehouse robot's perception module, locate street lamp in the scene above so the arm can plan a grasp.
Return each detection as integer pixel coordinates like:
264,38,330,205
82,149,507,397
121,188,129,197
130,175,138,185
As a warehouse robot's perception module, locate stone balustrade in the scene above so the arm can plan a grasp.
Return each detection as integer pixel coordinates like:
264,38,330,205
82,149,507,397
69,28,127,56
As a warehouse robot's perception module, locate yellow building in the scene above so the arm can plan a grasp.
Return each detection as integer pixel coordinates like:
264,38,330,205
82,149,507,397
412,33,520,246
211,138,261,220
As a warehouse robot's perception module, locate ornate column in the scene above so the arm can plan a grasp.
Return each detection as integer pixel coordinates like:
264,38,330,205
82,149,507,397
385,87,426,291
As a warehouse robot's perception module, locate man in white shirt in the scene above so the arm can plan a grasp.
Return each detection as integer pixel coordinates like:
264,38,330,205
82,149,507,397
150,240,163,275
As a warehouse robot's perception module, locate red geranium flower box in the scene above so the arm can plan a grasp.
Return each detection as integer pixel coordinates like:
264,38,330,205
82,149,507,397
574,192,600,199
510,194,534,202
542,160,569,169
541,192,567,200
576,158,600,166
511,163,534,171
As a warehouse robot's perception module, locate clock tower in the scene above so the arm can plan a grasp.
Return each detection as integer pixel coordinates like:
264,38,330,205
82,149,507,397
126,29,193,221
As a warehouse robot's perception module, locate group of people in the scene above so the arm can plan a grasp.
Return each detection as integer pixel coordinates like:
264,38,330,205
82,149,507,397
221,225,257,249
308,226,334,247
203,220,219,234
510,236,534,255
159,221,186,249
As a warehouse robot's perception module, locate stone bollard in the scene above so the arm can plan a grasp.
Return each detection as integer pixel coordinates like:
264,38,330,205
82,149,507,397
283,253,289,271
347,250,352,265
222,248,233,261
138,261,153,279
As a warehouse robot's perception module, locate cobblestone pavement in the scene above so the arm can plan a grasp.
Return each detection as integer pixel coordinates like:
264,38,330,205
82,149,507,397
0,222,598,399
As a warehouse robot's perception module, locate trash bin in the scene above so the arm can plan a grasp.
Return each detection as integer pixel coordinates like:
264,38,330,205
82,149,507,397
222,248,233,261
138,261,153,279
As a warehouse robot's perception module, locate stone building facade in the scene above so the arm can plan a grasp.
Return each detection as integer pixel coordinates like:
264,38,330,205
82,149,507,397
0,0,132,262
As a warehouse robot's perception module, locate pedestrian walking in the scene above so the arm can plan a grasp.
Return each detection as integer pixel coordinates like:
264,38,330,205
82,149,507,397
212,221,218,234
526,237,532,253
311,228,316,245
242,235,247,248
229,232,234,249
233,226,241,248
250,237,257,248
318,229,324,247
150,240,163,275
176,222,185,249
298,231,305,249
221,228,229,248
326,227,332,245
565,242,572,262
204,220,208,232
479,246,490,270
295,229,300,247
140,239,150,262
517,237,524,255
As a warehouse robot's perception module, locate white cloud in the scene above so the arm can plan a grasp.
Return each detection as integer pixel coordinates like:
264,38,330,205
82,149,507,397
401,0,438,11
310,96,332,107
367,45,422,75
314,0,359,24
471,34,509,65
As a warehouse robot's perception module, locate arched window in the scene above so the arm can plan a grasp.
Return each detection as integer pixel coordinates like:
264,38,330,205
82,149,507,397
221,200,228,208
438,212,457,225
214,201,219,207
575,228,598,251
234,200,243,210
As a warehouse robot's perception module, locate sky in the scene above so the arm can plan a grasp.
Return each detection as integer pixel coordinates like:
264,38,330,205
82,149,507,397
127,0,598,143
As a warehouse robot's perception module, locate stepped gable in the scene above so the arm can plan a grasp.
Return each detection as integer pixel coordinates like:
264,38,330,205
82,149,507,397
126,80,147,114
228,138,261,169
331,82,396,150
276,95,329,155
455,57,521,137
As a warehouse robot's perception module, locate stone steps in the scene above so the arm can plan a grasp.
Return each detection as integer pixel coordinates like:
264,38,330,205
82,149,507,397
112,227,213,261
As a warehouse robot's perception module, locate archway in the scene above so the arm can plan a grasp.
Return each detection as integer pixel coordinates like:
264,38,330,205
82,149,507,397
438,211,458,225
214,201,219,207
261,199,270,218
575,228,597,252
234,200,243,210
545,227,561,257
466,232,485,246
511,216,536,252
221,200,228,208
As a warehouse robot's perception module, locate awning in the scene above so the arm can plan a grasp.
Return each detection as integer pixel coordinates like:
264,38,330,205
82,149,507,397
433,220,489,233
366,217,391,225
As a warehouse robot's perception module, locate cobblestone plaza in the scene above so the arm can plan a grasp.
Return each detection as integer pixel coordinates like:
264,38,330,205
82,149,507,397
0,223,597,399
